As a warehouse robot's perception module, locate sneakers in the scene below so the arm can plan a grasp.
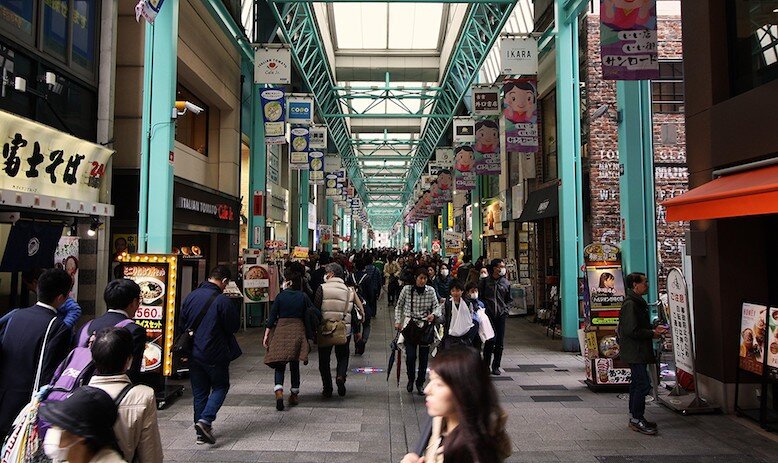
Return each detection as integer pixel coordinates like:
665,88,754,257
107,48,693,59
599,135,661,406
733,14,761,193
336,377,347,397
275,389,285,411
196,435,205,445
195,420,216,445
355,341,366,356
629,419,658,435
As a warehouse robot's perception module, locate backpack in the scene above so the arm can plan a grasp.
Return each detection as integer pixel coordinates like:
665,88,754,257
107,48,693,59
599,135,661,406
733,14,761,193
46,318,134,403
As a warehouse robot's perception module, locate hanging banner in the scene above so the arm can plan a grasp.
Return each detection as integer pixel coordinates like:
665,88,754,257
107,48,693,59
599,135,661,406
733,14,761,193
310,126,327,150
666,268,694,374
453,118,475,145
500,36,538,76
289,125,309,170
471,86,501,116
437,169,454,193
260,88,286,144
503,79,539,153
287,95,314,125
324,153,341,173
325,173,340,197
135,0,165,24
454,146,476,191
443,230,463,255
435,147,454,168
474,118,501,175
308,151,324,183
254,46,291,85
600,0,659,80
318,225,333,245
740,303,767,376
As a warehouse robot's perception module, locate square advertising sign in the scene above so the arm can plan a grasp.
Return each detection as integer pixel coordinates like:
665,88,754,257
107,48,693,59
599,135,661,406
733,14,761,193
472,87,501,116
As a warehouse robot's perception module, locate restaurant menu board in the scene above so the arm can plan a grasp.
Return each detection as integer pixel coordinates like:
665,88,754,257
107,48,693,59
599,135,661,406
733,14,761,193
243,263,270,303
666,269,694,374
586,266,626,311
118,255,178,377
739,303,767,376
767,307,778,380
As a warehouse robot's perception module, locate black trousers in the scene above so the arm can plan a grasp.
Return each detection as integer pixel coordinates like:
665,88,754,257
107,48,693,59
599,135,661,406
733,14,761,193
405,342,430,386
483,312,507,369
319,336,351,390
629,363,652,420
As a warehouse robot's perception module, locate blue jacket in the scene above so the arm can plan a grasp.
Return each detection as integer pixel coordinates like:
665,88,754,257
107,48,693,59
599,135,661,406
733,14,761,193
178,282,241,366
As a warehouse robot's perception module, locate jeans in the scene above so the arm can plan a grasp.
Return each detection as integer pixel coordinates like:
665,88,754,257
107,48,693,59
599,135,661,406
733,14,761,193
405,342,431,386
190,360,230,426
319,336,351,390
274,361,300,392
629,363,652,420
361,316,372,343
483,312,507,369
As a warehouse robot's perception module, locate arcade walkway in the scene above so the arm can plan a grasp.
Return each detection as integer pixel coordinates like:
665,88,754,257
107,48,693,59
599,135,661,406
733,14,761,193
158,296,778,463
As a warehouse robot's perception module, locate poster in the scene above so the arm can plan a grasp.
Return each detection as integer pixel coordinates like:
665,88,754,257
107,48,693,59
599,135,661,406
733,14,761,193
112,234,138,260
453,118,475,144
503,79,539,153
444,230,463,255
767,307,778,380
740,303,767,376
472,87,501,116
500,37,538,76
586,266,626,311
118,254,179,377
324,153,341,173
309,126,327,150
318,225,333,245
55,236,79,300
287,95,314,125
308,151,324,183
600,0,659,80
260,88,286,144
242,262,270,303
666,269,694,374
473,118,501,175
254,46,291,84
482,198,503,236
289,125,309,170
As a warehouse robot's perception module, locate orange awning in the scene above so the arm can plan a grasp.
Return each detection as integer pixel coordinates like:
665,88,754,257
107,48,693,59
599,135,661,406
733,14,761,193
663,164,778,222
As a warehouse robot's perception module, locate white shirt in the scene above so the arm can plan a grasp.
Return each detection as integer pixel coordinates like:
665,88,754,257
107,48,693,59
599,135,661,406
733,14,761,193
36,302,57,313
449,298,474,337
108,309,130,317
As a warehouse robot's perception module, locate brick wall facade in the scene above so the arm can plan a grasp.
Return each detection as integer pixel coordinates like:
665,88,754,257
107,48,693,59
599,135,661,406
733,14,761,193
585,14,688,289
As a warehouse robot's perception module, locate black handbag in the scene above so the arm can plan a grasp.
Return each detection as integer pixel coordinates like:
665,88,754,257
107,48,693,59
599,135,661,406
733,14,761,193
173,290,220,356
401,289,435,346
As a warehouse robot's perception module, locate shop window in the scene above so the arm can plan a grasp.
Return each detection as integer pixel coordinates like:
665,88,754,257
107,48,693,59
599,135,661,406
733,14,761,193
175,84,209,156
651,61,684,113
541,91,557,181
728,0,778,95
0,0,99,84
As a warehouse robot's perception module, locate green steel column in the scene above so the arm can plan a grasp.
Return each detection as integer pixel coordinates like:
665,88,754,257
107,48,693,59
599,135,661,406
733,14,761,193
472,177,483,262
617,81,659,307
298,171,310,247
138,0,179,253
325,199,333,253
248,82,267,250
555,0,585,352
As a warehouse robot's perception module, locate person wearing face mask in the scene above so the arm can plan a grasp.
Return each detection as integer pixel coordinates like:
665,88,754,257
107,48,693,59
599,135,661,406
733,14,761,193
478,259,513,375
439,281,478,350
465,282,489,353
431,264,454,304
465,257,485,288
39,386,126,463
88,327,163,463
178,266,242,445
394,269,443,395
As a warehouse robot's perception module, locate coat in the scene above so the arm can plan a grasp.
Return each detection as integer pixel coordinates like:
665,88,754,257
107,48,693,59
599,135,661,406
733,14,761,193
264,318,309,367
89,374,163,463
178,282,242,366
479,276,513,317
617,289,656,364
85,310,146,384
89,448,127,463
0,304,72,436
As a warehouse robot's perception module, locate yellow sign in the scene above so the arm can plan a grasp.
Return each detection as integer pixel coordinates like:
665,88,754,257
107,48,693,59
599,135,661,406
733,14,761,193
0,110,113,203
292,246,309,259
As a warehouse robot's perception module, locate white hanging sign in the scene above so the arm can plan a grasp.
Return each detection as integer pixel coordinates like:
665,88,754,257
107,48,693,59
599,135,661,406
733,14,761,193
500,37,538,76
453,119,475,145
435,147,454,167
309,126,327,150
254,46,291,85
667,268,694,374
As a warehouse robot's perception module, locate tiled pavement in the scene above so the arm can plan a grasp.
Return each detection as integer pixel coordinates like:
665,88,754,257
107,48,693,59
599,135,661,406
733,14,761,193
159,294,778,462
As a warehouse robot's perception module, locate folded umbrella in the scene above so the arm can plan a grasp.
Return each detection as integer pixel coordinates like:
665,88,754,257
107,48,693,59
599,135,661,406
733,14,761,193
386,329,401,383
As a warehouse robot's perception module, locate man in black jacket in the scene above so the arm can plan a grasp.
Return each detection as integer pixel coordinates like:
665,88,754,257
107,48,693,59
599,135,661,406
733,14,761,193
86,279,147,384
479,259,513,376
178,266,241,445
0,269,73,436
617,272,666,435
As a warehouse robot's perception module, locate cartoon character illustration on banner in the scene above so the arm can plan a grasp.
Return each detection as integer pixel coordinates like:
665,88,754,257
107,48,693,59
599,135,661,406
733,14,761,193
438,169,453,191
474,119,499,154
602,0,654,30
503,80,537,124
454,146,475,172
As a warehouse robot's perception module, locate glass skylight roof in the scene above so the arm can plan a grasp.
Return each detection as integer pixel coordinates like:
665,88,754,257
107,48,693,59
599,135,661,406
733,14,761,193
332,3,444,50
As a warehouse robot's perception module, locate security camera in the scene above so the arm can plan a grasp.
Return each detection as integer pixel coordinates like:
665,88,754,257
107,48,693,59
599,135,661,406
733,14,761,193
174,100,205,117
184,101,204,114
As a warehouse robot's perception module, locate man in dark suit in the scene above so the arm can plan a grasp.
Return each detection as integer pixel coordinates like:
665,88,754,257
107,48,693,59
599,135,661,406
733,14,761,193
85,279,147,384
0,269,74,436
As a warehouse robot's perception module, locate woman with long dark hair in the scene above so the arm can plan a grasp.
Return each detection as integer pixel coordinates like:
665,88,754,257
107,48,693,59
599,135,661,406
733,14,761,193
401,346,511,463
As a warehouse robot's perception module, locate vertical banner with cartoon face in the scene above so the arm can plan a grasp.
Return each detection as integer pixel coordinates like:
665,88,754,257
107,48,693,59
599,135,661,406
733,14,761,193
600,0,659,80
453,146,476,191
503,79,539,153
473,118,501,175
289,125,310,170
260,88,286,144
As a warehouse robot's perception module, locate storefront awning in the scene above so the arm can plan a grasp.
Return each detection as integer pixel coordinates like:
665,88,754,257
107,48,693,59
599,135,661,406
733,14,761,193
518,184,559,222
663,164,778,222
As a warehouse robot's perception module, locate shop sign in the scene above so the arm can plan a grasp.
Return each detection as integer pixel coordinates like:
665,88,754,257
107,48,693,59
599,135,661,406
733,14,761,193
292,246,309,260
242,257,270,303
482,197,503,236
260,88,286,144
503,79,539,153
431,240,441,254
267,184,289,223
471,86,501,116
112,234,138,257
254,46,291,85
135,0,165,24
0,110,113,203
117,254,179,377
308,203,316,230
453,119,475,145
265,240,287,250
324,153,341,173
435,147,454,167
500,36,538,76
0,221,62,272
585,266,625,310
55,236,79,300
309,126,327,150
740,303,767,376
443,230,463,255
667,268,694,374
287,95,314,125
600,0,659,80
289,125,309,170
308,151,324,184
511,183,524,219
175,196,235,221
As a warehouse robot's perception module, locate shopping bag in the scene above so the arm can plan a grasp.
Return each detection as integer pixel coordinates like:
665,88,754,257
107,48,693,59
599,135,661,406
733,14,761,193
1,388,50,463
477,308,495,342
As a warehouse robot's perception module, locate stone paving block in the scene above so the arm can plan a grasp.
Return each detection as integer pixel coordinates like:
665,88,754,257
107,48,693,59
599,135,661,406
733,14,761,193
294,441,360,452
230,439,299,451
